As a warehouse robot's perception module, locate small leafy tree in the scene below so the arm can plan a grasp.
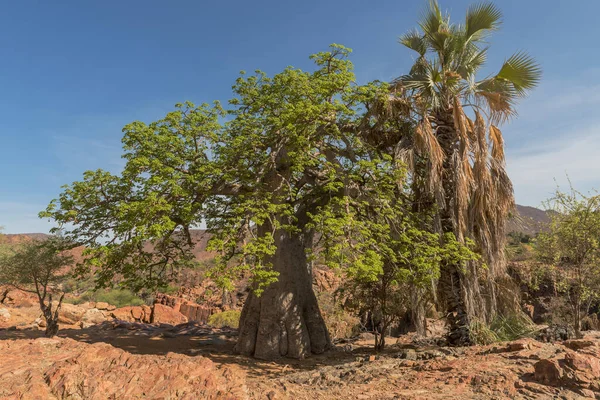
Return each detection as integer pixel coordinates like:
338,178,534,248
536,186,600,337
312,162,479,350
0,236,74,337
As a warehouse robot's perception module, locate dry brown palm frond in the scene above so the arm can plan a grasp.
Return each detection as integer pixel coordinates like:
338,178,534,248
414,118,445,204
451,97,474,241
476,91,516,125
469,112,495,274
474,111,489,157
388,93,412,117
394,136,415,173
453,97,469,143
487,158,514,277
489,125,505,163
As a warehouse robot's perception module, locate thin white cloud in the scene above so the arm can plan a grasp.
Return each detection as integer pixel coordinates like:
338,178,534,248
0,202,54,234
502,69,600,207
507,127,600,207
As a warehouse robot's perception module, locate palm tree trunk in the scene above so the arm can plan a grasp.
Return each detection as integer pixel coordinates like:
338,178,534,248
435,110,472,345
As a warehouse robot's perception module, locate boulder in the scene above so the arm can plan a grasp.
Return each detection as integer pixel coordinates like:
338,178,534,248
564,351,600,379
179,303,212,324
155,293,185,312
111,305,151,323
0,307,10,321
80,309,108,328
94,302,116,311
151,304,187,325
564,339,597,352
1,289,36,307
534,359,563,385
57,303,87,325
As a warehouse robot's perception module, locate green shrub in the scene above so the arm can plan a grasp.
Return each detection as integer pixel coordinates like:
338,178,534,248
469,318,499,345
208,310,241,329
490,312,536,341
157,284,179,295
64,288,144,308
470,312,536,345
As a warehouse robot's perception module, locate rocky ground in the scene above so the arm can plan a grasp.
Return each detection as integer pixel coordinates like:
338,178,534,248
3,288,600,399
2,316,600,399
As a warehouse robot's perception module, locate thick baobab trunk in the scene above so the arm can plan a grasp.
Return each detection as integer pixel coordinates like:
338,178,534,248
234,229,331,359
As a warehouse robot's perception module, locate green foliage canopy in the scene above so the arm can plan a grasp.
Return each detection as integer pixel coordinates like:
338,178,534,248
0,236,74,300
536,186,600,334
41,45,419,294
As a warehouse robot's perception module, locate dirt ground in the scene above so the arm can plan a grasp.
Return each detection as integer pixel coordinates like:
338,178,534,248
2,306,600,399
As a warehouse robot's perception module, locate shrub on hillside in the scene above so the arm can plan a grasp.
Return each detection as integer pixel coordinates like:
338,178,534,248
66,288,144,308
208,310,240,329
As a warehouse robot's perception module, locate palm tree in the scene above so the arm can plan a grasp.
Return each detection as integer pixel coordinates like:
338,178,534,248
392,0,541,344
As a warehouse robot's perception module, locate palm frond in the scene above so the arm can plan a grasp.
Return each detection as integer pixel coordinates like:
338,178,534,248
400,61,443,109
465,2,503,40
457,45,488,79
489,125,505,163
399,29,427,56
414,119,445,197
496,52,542,95
419,0,444,36
473,78,517,124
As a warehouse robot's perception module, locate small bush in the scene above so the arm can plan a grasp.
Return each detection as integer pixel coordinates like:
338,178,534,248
490,312,536,342
208,310,241,328
95,289,144,307
324,310,361,340
469,318,499,345
65,288,144,308
157,284,179,295
470,312,536,345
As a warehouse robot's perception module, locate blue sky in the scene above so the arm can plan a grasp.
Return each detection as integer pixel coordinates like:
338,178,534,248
1,0,599,233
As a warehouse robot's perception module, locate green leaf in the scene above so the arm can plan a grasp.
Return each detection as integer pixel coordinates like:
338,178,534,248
399,29,427,56
496,51,542,94
465,2,503,40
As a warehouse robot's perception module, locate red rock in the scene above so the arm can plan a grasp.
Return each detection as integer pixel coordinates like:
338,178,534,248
564,351,600,378
508,342,529,352
154,293,185,312
180,302,213,324
0,337,247,399
57,303,86,325
0,307,10,322
564,340,596,351
1,289,36,308
150,303,187,325
534,359,563,385
95,302,116,311
111,306,151,323
80,308,108,328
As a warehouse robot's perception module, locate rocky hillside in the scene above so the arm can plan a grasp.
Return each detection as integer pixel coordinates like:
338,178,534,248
506,204,550,236
3,203,549,257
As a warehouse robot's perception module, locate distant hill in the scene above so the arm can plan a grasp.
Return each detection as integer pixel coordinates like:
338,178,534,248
506,204,550,236
0,233,50,245
3,205,549,250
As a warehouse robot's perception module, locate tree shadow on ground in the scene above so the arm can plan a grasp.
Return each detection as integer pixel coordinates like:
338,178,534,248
0,324,391,380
